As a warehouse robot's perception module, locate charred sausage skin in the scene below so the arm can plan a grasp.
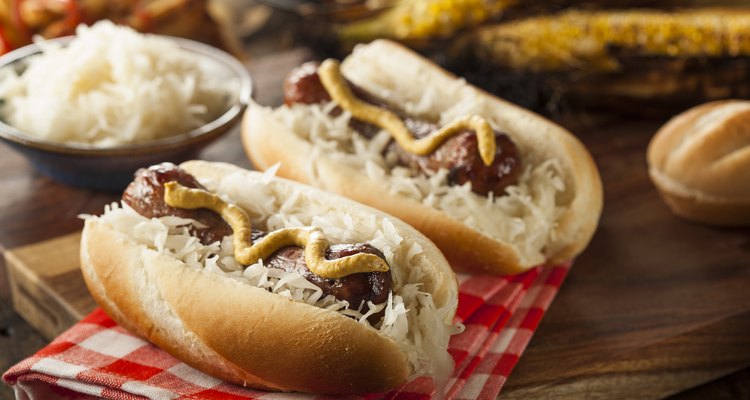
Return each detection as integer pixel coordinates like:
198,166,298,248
123,163,393,314
122,162,232,244
283,62,523,196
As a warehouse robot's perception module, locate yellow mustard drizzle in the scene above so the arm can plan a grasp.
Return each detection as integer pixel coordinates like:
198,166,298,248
317,58,497,166
163,181,390,279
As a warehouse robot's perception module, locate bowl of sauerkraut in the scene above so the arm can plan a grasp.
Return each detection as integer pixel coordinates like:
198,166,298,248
0,22,252,191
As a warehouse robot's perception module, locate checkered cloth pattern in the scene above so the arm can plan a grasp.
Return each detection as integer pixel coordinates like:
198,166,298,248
3,262,571,400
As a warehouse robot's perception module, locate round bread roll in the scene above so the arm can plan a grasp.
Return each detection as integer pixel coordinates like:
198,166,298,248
242,39,603,275
80,160,459,394
647,100,750,226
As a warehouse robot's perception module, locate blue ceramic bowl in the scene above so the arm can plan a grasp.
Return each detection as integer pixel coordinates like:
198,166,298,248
0,36,252,192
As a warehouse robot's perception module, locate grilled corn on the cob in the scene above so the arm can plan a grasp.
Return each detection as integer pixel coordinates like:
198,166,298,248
340,0,516,40
338,0,684,42
475,8,750,73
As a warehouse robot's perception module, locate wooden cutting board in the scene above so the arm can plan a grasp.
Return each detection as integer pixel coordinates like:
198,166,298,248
5,232,95,340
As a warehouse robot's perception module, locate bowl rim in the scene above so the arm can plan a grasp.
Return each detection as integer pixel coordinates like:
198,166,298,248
0,35,252,157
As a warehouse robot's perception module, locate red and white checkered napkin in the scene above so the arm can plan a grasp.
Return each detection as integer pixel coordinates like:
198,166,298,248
3,262,571,400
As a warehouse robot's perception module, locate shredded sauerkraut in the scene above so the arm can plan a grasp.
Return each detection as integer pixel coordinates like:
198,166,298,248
88,169,456,381
0,21,233,146
265,101,567,267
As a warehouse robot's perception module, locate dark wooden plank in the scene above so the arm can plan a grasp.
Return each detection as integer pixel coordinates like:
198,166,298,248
5,232,95,340
667,368,750,400
501,117,750,398
0,297,47,400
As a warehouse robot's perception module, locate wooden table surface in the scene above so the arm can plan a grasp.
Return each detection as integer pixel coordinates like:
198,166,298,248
1,46,750,400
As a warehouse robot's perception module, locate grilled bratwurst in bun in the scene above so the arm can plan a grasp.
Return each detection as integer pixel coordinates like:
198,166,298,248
80,160,459,394
243,40,603,275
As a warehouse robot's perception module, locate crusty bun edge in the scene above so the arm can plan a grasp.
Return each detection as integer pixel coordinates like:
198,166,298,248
80,160,458,394
242,39,602,274
81,221,291,392
649,168,750,226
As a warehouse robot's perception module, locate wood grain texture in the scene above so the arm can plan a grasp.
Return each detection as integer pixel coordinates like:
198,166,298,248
501,118,750,399
666,368,750,400
0,298,46,400
1,46,749,400
5,232,95,340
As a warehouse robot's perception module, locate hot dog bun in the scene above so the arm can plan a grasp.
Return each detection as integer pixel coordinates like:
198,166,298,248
80,160,458,394
647,100,750,226
242,39,603,274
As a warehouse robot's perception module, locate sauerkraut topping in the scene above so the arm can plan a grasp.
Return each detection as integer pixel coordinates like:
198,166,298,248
0,21,234,146
164,181,389,278
318,59,497,166
266,100,567,267
88,170,457,382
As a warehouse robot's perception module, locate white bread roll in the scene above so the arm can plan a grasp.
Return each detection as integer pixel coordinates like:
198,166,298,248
648,100,750,226
80,160,459,394
243,39,603,275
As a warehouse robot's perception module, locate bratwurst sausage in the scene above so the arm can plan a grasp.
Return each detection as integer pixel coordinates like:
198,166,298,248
257,240,392,310
283,62,523,196
123,163,393,312
122,162,232,245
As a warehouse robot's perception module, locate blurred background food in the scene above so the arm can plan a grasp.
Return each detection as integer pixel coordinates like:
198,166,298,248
1,0,749,116
450,6,750,114
266,0,750,116
336,0,664,42
0,0,245,56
